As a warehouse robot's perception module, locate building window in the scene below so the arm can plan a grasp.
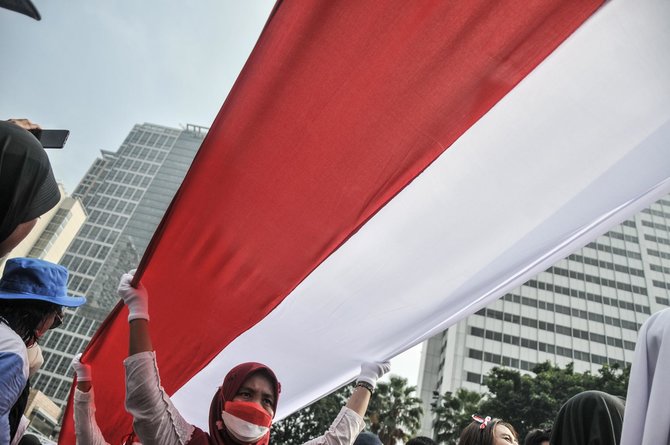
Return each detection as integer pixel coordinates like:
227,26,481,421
466,372,482,384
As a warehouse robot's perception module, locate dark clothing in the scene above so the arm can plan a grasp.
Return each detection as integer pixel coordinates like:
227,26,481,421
0,120,60,242
9,380,29,443
550,390,625,445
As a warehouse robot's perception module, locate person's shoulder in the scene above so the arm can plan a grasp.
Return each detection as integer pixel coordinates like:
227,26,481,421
0,323,29,380
0,323,25,353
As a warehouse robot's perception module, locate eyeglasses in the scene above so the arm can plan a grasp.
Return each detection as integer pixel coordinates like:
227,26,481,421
50,308,64,329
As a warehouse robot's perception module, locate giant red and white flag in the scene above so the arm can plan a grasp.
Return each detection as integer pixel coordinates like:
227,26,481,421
59,0,670,443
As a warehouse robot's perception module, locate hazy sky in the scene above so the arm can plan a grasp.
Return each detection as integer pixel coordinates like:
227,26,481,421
0,1,274,191
0,1,422,385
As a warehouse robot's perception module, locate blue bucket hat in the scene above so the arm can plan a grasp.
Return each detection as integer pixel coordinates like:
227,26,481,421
0,258,86,307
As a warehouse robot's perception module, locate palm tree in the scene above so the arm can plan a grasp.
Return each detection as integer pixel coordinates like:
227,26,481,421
366,376,423,445
432,388,483,445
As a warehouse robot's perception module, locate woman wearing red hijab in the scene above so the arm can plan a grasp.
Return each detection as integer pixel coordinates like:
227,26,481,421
118,271,390,445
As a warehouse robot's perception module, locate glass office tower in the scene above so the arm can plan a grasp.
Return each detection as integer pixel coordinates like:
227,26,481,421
34,123,207,406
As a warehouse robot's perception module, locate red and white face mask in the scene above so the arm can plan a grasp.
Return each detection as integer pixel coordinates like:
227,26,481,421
219,401,272,443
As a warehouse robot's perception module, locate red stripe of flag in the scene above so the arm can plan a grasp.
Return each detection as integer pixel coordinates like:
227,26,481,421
59,1,602,443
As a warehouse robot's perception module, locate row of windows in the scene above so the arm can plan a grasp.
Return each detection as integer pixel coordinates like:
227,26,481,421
472,350,540,372
468,328,629,368
67,274,93,294
29,208,73,255
657,297,670,306
42,351,73,375
77,225,120,246
87,211,128,230
42,314,101,343
66,239,112,260
645,234,670,246
106,169,153,188
605,230,639,244
648,249,670,260
547,265,647,295
475,309,636,351
466,346,629,381
622,220,637,228
642,219,670,233
117,157,160,175
126,129,176,149
653,280,670,290
501,295,638,349
480,300,641,332
466,371,484,384
650,263,670,275
89,195,137,215
61,254,103,277
33,374,71,404
567,253,645,277
94,181,145,201
42,332,87,355
585,241,642,260
123,143,170,163
524,279,650,315
642,207,670,219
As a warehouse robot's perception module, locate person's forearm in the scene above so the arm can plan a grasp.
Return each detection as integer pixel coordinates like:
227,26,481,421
74,389,110,445
124,352,195,444
344,386,371,418
302,406,365,445
76,381,92,392
129,319,153,356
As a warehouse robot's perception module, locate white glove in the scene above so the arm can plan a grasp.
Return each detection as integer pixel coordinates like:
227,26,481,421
356,361,391,389
71,353,92,382
118,269,149,321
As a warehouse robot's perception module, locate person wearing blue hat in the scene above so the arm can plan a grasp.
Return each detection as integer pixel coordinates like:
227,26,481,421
0,257,86,445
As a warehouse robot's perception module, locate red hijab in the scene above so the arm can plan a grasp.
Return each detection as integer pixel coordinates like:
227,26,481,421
206,362,281,445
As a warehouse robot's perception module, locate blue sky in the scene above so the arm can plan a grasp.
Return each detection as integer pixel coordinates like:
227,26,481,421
0,1,422,385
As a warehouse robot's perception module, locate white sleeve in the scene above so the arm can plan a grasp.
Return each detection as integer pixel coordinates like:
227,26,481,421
302,407,366,445
73,388,110,445
124,351,195,445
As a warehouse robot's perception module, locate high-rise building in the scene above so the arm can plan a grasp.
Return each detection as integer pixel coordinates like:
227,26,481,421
0,184,86,271
417,195,670,436
33,123,207,406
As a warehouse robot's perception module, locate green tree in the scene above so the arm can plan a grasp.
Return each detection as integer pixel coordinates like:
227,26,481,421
367,376,423,445
592,363,629,397
271,385,353,444
479,361,630,439
432,388,483,445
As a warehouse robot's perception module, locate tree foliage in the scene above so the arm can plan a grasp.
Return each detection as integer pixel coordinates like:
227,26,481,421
367,376,424,445
430,362,629,442
271,385,353,445
432,388,483,445
479,361,629,439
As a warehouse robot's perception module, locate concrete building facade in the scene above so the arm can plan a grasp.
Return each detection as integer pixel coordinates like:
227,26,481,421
417,195,670,436
0,184,86,271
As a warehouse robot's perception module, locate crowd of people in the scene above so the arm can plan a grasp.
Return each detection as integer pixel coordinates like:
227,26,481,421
0,117,668,445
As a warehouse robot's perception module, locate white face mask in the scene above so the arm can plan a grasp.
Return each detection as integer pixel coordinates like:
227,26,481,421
26,343,44,378
221,410,269,443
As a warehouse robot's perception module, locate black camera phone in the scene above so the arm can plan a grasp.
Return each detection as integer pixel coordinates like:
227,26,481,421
29,129,70,149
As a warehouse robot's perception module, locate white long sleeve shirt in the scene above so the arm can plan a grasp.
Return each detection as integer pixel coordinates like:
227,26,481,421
124,351,365,445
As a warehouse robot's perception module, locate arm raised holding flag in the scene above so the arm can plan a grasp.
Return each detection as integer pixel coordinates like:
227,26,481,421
118,270,389,445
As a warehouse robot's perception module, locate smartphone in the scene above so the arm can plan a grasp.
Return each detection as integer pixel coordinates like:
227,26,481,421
28,129,70,149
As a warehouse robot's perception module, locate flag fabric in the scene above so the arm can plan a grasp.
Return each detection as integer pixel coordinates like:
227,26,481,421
58,0,670,443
